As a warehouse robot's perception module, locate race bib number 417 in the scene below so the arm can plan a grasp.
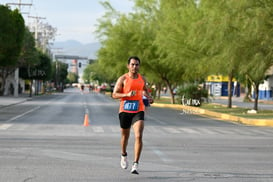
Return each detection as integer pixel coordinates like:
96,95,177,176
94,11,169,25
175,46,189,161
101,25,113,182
124,100,139,111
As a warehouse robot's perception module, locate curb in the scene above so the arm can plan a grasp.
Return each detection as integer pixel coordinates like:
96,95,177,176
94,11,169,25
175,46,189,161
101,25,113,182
152,103,273,127
0,98,29,109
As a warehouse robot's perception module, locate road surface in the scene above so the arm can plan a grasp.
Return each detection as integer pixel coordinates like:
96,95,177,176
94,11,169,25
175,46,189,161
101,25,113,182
0,88,272,182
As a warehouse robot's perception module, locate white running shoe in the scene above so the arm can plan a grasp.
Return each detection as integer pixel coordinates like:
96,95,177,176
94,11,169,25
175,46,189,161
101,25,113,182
131,162,139,174
120,155,128,169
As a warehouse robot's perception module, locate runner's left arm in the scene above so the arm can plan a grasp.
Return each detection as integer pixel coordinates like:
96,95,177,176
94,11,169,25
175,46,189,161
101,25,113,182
142,76,153,104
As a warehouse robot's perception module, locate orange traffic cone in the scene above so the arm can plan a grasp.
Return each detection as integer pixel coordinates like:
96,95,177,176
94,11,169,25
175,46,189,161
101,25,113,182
83,114,89,126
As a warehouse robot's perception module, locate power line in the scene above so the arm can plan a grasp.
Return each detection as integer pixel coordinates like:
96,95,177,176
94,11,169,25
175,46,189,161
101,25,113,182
6,2,32,12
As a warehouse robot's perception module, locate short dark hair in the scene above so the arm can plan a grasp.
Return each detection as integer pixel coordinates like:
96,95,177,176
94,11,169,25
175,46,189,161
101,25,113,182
127,56,141,64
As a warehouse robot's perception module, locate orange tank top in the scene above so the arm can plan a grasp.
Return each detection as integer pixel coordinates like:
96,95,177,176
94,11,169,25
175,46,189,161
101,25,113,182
119,73,145,113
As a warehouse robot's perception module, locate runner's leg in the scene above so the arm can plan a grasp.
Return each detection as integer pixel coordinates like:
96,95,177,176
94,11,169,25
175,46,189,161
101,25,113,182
121,128,130,155
132,120,144,163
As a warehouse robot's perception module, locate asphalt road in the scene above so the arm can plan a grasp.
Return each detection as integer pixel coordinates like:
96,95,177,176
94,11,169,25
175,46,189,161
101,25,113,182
0,88,273,182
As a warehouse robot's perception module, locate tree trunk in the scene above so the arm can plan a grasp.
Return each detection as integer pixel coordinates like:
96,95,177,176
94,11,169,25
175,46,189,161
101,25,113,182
0,74,6,96
0,68,14,96
164,80,175,104
253,84,259,111
35,80,39,95
244,76,252,102
170,90,175,104
227,73,233,108
157,83,161,100
168,84,175,104
29,80,33,97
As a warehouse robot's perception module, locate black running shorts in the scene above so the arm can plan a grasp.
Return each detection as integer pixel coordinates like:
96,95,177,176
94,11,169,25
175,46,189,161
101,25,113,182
119,111,145,129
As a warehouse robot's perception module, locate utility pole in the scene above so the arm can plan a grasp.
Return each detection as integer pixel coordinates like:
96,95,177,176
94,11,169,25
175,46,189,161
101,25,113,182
50,48,63,92
28,16,46,46
6,1,32,97
6,1,32,13
28,15,46,96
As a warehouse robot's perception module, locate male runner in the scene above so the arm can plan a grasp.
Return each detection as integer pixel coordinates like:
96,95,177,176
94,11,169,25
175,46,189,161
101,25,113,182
112,56,153,174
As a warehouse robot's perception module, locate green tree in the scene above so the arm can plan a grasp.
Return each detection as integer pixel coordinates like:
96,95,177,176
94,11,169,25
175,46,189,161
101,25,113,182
94,0,273,107
194,0,252,108
197,0,273,110
19,27,40,97
67,72,78,84
20,51,52,96
96,0,179,101
52,61,68,91
83,64,94,84
155,0,204,103
238,0,273,110
35,52,52,81
33,52,52,95
95,1,140,81
0,5,25,95
18,27,39,67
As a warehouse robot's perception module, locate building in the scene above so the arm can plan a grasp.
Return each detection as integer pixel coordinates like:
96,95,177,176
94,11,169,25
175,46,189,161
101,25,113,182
206,75,240,97
254,66,273,100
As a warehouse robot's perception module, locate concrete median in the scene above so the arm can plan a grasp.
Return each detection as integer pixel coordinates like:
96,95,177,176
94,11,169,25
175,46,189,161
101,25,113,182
152,103,273,127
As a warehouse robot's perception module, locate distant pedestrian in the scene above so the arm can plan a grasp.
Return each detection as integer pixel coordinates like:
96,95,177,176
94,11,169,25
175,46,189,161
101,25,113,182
80,85,84,92
163,87,167,94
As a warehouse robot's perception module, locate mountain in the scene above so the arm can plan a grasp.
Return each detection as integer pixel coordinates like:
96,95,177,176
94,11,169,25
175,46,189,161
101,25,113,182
52,40,101,59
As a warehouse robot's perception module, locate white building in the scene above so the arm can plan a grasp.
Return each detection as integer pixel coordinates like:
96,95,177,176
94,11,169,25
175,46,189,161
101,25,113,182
254,66,273,100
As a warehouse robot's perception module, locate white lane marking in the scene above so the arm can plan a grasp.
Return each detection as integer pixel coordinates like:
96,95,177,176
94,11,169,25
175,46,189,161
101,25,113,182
10,124,28,131
110,126,120,132
196,128,217,135
145,126,162,133
152,149,172,162
0,124,13,130
145,140,172,163
6,106,40,122
92,126,104,133
164,127,181,134
179,128,200,134
146,115,166,125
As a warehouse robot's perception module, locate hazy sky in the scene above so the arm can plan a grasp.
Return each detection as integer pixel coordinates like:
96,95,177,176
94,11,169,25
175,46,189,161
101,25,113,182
0,0,134,44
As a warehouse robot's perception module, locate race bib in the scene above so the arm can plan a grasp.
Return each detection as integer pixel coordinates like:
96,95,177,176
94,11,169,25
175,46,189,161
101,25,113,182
123,100,139,111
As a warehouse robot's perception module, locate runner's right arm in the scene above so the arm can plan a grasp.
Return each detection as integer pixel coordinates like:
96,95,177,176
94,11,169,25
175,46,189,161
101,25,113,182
112,75,135,99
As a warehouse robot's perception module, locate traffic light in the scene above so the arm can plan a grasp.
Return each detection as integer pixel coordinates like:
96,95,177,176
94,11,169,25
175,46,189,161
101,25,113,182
79,62,81,68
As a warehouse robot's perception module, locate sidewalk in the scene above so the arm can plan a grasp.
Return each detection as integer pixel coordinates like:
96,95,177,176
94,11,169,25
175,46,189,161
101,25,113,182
0,95,29,108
